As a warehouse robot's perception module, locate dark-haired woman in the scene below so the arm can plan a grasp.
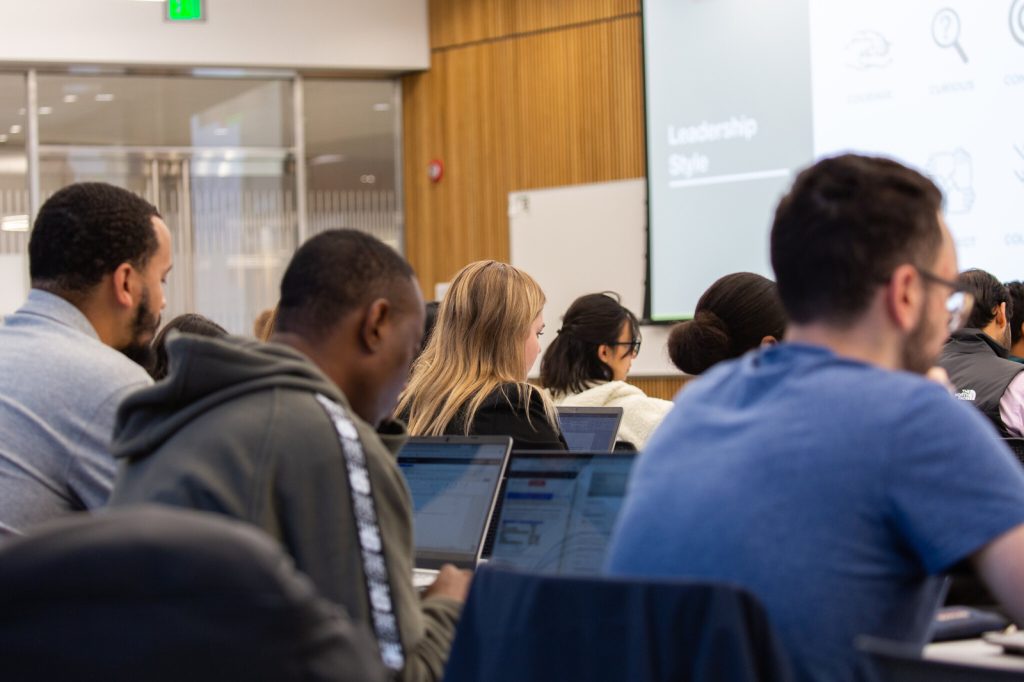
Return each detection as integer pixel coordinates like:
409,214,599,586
148,313,228,380
667,273,786,375
540,293,672,449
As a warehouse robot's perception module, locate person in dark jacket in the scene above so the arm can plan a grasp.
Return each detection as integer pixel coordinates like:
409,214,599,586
396,260,565,450
937,268,1024,436
110,229,469,682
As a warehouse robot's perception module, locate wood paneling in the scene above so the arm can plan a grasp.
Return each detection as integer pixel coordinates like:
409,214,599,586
429,0,639,49
402,1,644,293
402,1,687,387
628,376,693,401
531,375,691,401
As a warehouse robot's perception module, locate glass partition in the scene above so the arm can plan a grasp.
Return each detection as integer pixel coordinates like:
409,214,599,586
0,71,402,335
38,149,295,334
36,75,293,149
304,79,401,250
0,73,28,316
36,74,297,334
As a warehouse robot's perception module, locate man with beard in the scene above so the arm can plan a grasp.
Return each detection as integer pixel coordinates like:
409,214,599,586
937,269,1024,436
607,155,1024,682
0,183,171,534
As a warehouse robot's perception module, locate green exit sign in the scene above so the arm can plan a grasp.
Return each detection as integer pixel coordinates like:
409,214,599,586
167,0,204,22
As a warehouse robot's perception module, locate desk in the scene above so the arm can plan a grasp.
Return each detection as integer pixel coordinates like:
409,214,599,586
925,639,1024,671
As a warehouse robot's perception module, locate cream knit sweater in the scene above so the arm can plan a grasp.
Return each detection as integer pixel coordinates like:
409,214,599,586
549,380,674,450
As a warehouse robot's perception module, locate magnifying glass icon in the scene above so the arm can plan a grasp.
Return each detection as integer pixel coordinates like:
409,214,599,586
932,8,968,63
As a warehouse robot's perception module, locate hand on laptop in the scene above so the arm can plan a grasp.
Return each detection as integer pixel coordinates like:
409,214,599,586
423,564,472,602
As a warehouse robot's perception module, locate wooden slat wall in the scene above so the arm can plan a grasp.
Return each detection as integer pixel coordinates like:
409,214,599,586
529,375,692,402
428,0,640,48
628,376,693,402
402,0,644,293
403,0,685,399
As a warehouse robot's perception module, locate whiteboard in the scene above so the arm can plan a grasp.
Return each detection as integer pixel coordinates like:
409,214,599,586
509,179,676,378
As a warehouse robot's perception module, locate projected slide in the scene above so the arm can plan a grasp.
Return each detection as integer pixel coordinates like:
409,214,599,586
645,0,1024,321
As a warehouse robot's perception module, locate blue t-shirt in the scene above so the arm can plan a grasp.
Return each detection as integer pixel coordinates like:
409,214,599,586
606,343,1024,682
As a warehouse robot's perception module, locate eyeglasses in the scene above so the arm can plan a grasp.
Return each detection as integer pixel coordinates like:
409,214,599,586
606,340,642,357
917,267,974,333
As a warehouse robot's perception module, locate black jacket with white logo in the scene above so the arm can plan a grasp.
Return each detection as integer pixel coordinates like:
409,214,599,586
938,328,1024,436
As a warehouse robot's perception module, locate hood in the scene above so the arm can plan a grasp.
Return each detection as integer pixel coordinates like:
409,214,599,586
113,333,341,463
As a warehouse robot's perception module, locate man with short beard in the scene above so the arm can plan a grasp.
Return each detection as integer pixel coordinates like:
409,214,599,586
0,183,171,534
607,155,1024,682
938,268,1024,436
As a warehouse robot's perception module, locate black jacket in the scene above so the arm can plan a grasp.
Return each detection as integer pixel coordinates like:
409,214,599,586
445,384,567,450
938,328,1024,436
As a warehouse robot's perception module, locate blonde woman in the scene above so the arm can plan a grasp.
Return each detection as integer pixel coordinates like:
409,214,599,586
252,305,278,341
397,260,566,450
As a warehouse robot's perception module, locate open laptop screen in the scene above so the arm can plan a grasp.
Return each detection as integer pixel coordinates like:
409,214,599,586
556,407,624,452
488,452,635,575
398,436,511,570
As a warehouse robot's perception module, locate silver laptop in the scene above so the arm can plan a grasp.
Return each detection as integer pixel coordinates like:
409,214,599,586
486,450,636,575
556,406,624,452
397,435,512,587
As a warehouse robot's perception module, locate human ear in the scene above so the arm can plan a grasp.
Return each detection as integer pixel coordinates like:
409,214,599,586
760,335,777,346
997,302,1008,328
886,264,921,333
359,299,390,352
111,263,136,308
597,344,612,364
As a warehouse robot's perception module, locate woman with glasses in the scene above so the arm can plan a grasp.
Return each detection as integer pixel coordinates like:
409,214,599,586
397,260,566,450
668,272,786,375
540,292,672,449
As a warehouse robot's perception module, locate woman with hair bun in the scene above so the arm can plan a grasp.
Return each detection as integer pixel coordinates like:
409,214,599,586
668,273,786,375
540,292,672,449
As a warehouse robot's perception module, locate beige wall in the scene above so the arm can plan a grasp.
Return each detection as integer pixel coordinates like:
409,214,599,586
1,0,429,73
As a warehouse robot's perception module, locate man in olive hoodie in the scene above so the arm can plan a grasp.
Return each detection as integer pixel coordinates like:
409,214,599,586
110,229,469,682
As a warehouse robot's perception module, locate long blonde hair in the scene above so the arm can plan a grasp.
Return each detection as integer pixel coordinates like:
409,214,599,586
397,260,557,436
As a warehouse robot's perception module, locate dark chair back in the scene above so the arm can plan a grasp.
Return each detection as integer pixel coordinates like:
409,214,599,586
444,566,793,682
0,505,386,682
858,636,1024,682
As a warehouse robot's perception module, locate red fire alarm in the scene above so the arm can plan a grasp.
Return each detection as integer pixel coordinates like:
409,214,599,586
428,159,444,183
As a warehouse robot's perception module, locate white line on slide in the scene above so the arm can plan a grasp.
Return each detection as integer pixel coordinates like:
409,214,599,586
669,168,790,189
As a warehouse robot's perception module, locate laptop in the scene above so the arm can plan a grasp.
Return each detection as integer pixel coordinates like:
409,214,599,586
556,406,624,452
485,450,636,576
397,435,512,587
